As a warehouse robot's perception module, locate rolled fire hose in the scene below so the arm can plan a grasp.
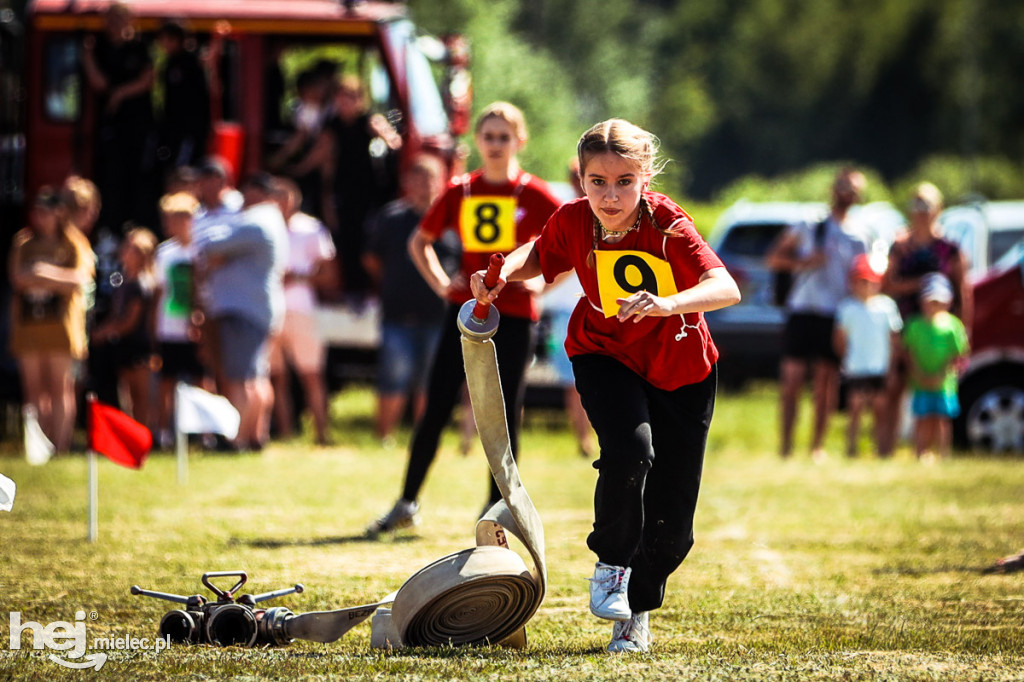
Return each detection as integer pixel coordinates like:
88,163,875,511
282,255,546,649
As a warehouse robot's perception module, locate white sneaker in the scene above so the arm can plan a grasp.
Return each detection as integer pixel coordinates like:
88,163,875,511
607,611,650,653
589,562,632,621
366,499,419,535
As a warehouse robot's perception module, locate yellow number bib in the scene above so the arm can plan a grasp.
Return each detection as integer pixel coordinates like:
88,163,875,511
459,196,517,253
594,250,679,318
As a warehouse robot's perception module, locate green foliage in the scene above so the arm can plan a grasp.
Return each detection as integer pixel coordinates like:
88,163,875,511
893,155,1024,205
715,162,893,205
406,0,1024,200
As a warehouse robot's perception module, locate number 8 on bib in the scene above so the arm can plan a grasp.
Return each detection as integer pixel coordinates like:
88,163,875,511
460,196,517,253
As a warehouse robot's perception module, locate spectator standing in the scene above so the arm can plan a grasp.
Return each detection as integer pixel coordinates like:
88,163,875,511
198,173,288,450
323,74,402,298
362,154,459,445
89,228,158,428
80,2,156,232
191,156,242,386
765,168,869,460
155,20,211,171
194,157,243,231
268,177,336,445
833,255,903,457
153,193,205,449
881,182,971,451
60,175,123,416
9,189,94,452
367,102,561,534
266,69,332,221
61,175,118,321
902,273,970,461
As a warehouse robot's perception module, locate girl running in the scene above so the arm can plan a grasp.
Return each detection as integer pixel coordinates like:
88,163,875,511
470,119,740,652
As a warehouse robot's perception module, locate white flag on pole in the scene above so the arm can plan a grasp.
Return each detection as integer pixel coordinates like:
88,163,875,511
0,472,15,512
175,383,240,438
23,405,54,466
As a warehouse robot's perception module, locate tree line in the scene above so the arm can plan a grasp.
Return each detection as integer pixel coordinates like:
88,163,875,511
411,0,1024,202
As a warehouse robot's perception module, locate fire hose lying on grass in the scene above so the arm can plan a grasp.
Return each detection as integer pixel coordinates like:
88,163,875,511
133,255,547,649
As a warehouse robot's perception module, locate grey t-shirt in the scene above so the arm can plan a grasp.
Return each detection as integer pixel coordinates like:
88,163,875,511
200,202,289,331
786,216,868,316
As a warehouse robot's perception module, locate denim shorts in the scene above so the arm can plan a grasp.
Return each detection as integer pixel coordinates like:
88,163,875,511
911,389,961,418
548,309,575,386
377,321,442,394
217,314,270,381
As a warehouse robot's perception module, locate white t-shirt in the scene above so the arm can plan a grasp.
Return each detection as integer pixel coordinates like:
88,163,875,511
284,212,336,314
836,293,903,377
787,216,869,315
153,239,195,342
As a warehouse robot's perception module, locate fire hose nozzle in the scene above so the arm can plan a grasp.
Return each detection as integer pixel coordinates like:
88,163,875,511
458,254,504,340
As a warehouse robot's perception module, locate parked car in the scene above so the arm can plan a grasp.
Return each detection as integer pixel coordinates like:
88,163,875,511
940,200,1024,280
704,200,906,387
954,243,1024,451
931,200,1024,451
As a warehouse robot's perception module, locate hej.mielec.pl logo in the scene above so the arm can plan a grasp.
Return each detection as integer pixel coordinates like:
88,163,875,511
9,610,170,670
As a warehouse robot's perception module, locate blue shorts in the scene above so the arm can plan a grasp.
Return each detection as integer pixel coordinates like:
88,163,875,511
911,390,961,418
377,321,442,394
217,314,270,382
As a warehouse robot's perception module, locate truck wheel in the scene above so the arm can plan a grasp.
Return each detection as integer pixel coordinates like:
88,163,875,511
955,364,1024,452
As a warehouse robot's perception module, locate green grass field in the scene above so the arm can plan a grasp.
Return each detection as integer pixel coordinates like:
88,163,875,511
1,382,1023,680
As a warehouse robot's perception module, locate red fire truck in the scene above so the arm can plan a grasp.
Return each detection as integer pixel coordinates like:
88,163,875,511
16,0,470,199
1,0,472,390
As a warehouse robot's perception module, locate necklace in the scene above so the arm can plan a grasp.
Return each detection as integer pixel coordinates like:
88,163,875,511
597,210,643,242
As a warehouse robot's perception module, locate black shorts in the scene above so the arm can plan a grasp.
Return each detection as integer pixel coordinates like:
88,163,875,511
113,338,153,370
158,341,204,380
782,312,838,363
844,375,886,394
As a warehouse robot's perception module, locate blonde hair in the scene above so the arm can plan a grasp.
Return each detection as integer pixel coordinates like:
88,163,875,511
61,175,102,215
913,181,944,212
123,227,158,275
577,119,675,268
159,192,199,216
577,118,665,184
475,101,528,142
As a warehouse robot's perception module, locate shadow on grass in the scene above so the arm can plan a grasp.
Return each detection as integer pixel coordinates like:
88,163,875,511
871,564,992,576
230,534,421,549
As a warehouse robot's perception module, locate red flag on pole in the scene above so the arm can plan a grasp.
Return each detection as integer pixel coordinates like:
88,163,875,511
87,397,152,470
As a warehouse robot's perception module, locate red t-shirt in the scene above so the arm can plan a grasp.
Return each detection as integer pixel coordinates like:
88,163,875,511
420,169,562,321
535,192,724,390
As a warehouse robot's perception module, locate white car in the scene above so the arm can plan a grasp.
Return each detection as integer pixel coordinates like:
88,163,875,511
940,200,1024,280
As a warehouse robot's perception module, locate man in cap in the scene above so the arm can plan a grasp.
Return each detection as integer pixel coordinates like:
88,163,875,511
198,172,289,450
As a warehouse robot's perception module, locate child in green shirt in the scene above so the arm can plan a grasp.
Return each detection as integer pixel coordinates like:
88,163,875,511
901,272,970,460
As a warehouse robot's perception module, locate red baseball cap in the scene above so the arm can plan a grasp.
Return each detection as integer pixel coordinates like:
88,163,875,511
850,254,881,282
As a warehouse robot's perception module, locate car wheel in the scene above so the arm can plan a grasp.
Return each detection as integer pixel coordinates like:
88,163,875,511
955,364,1024,452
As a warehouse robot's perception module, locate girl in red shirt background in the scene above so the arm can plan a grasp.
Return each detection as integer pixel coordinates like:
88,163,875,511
471,119,740,652
367,102,562,535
